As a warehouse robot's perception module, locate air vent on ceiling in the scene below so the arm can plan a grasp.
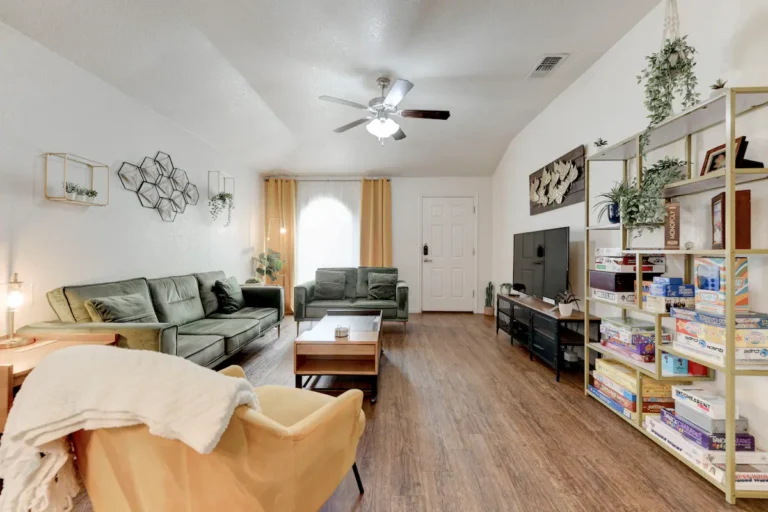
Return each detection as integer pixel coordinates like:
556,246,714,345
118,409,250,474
527,54,569,78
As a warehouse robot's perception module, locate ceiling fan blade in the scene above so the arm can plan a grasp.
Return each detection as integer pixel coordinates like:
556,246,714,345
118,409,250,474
392,128,406,141
383,79,414,107
399,109,450,120
333,118,370,133
319,95,369,110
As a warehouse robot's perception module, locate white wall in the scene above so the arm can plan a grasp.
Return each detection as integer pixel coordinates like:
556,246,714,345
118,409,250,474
0,21,264,329
491,0,768,446
392,177,493,313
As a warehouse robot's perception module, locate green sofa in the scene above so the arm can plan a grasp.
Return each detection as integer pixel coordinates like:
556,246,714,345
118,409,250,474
18,271,284,368
294,267,408,334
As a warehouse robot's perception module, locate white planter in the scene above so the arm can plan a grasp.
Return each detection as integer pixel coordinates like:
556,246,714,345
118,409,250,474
86,196,96,203
75,194,86,202
558,303,575,316
65,191,77,200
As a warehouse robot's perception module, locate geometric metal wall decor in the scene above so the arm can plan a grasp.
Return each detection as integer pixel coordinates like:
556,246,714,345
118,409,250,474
118,151,199,222
528,145,586,215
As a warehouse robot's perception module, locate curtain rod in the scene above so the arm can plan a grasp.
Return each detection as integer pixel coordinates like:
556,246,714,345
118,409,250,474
264,177,390,182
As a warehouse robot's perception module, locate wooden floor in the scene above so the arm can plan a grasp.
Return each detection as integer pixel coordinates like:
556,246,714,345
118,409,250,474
73,313,768,512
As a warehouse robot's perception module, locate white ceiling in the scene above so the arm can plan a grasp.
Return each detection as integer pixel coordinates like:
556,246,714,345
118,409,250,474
0,0,658,177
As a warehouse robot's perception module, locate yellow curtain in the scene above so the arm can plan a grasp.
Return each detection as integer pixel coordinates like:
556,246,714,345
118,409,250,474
360,178,392,267
264,178,297,314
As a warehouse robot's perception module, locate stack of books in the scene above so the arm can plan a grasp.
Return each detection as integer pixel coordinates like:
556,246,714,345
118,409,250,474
588,359,674,420
599,317,672,363
645,387,768,490
672,308,768,366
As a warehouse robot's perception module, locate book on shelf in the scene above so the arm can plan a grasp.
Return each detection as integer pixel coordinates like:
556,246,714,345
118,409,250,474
673,386,737,420
588,384,635,421
660,408,755,451
594,359,672,396
674,401,749,434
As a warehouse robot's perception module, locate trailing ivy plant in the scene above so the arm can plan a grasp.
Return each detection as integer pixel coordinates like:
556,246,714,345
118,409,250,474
209,192,234,226
620,157,686,234
637,36,700,154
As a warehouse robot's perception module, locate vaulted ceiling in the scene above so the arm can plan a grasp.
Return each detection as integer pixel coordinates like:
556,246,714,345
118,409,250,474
0,0,658,176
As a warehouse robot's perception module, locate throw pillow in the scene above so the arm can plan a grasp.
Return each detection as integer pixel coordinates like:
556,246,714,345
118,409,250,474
314,270,346,300
85,293,159,323
368,272,397,300
213,277,245,314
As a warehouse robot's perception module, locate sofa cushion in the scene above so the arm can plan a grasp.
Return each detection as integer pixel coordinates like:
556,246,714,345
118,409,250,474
84,293,159,323
209,307,279,327
178,318,260,354
194,271,227,317
314,270,346,300
60,278,153,323
356,267,397,298
177,334,225,367
348,299,398,310
147,275,206,325
213,277,245,314
316,267,357,298
367,272,397,300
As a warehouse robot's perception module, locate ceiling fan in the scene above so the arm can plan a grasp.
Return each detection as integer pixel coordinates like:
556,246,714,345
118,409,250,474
319,77,450,143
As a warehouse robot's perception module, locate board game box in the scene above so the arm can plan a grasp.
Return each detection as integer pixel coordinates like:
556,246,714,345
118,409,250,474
660,408,755,451
694,256,749,314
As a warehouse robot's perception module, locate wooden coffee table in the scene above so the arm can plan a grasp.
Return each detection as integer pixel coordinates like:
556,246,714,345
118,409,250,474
0,332,118,432
294,310,383,403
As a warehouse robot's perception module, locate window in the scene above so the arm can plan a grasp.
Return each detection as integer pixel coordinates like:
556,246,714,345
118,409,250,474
296,181,361,285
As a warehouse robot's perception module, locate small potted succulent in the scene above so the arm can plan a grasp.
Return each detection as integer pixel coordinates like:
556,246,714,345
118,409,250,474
85,189,98,203
209,192,235,226
594,180,631,224
65,182,79,201
710,79,727,98
499,282,513,295
556,290,579,317
75,185,88,202
484,282,495,316
594,138,608,148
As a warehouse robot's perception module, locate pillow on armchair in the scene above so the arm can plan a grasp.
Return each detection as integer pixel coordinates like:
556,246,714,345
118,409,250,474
367,272,397,300
314,270,346,300
213,277,245,314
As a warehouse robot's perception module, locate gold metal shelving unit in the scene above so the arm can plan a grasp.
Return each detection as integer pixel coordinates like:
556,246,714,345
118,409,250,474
583,87,768,505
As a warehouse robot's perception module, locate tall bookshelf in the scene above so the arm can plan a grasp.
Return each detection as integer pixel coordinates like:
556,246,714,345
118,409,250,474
583,87,768,505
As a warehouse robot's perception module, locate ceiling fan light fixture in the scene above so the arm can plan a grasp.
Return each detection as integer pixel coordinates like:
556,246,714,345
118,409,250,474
366,118,399,138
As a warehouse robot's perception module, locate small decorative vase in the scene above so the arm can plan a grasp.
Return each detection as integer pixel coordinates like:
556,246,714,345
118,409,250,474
76,193,86,202
558,303,575,316
86,196,96,203
65,191,76,201
607,202,620,224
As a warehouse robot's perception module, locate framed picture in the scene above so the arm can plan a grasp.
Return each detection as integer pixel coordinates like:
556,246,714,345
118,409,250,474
700,136,747,176
711,190,752,250
711,194,724,249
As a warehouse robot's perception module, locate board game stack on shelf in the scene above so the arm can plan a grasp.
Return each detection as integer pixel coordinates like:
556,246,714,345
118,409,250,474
588,359,674,421
598,317,672,364
590,248,664,307
644,387,768,490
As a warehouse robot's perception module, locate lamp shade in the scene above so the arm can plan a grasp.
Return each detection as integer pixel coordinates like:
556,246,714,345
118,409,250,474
366,118,399,138
7,289,23,310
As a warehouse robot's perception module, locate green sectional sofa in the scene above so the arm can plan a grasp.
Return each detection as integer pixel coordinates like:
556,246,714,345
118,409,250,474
294,267,408,334
19,271,284,368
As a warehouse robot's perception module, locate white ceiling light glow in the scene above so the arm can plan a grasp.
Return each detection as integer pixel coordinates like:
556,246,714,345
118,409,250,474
366,118,399,138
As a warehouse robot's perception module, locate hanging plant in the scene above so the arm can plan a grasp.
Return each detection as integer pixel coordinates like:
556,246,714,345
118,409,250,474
637,36,700,154
209,192,234,226
620,157,686,235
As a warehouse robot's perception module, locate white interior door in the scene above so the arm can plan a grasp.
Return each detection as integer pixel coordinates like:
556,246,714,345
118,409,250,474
421,196,475,312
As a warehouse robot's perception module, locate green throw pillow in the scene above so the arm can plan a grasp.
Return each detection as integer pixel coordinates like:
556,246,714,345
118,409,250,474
213,277,245,314
314,270,346,300
84,293,159,323
368,272,397,300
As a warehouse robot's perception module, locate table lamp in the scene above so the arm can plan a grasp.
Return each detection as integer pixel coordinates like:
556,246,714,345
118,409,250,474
1,273,31,349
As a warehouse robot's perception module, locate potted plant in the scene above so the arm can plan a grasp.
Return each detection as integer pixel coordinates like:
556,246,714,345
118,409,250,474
710,78,727,98
594,138,608,148
85,189,98,203
484,282,494,316
594,180,630,224
65,182,79,201
556,290,579,317
75,185,88,202
209,192,235,226
253,249,284,284
499,282,513,295
620,157,686,236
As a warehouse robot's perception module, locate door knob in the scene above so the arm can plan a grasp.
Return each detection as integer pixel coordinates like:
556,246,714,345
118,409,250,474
423,258,432,263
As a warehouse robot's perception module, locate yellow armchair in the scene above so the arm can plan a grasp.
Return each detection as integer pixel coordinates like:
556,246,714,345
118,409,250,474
72,366,366,512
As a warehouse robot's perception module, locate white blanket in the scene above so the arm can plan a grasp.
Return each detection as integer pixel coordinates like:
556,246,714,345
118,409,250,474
0,345,259,512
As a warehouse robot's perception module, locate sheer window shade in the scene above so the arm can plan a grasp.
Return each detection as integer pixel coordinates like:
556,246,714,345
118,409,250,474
296,181,361,285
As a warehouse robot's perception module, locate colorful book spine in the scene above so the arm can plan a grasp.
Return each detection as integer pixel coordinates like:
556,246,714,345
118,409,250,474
660,408,755,451
594,359,637,391
673,386,737,420
592,380,636,412
588,385,635,420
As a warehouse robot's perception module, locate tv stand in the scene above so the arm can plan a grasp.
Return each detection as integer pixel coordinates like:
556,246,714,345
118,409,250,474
496,293,600,381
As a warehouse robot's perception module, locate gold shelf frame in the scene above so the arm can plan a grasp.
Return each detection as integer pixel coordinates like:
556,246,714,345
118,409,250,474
44,153,110,207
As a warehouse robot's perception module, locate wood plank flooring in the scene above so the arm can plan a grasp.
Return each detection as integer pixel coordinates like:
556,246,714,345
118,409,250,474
73,313,768,512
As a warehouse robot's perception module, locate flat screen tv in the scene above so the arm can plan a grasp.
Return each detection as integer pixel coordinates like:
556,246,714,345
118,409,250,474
513,227,570,303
